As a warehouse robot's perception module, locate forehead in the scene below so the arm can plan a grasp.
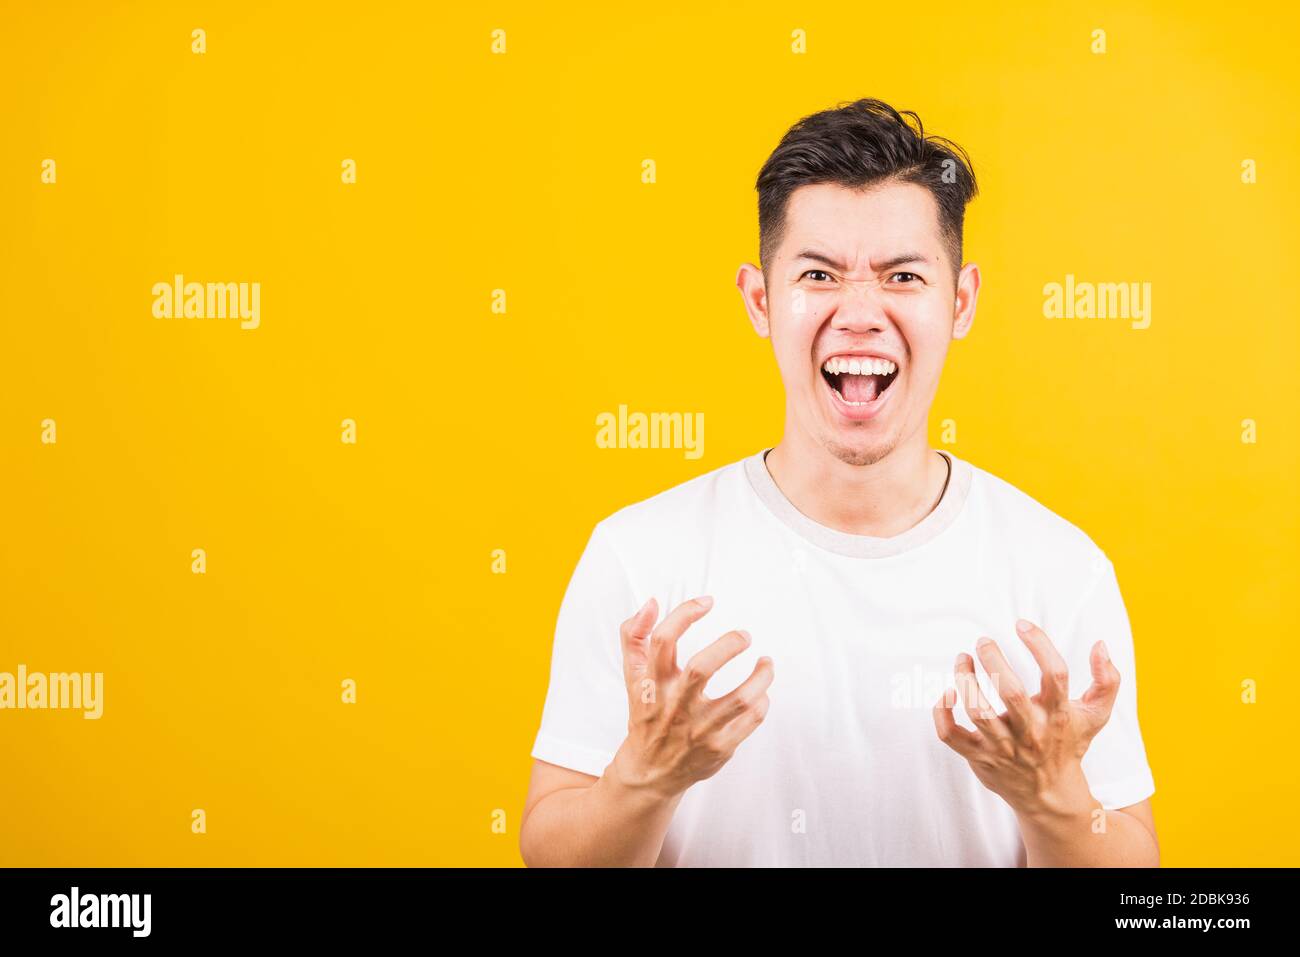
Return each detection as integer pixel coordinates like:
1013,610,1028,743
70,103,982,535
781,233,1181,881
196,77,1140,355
778,180,943,260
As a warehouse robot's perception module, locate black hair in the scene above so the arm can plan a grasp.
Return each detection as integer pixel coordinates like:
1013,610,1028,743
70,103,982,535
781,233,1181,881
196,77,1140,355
756,98,978,282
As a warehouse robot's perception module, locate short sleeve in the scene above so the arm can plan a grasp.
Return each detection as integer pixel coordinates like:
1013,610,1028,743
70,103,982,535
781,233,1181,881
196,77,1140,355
530,521,639,778
1069,553,1157,810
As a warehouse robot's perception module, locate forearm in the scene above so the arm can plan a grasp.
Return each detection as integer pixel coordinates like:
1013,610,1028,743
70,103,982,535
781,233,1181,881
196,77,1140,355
1017,798,1159,867
520,769,683,867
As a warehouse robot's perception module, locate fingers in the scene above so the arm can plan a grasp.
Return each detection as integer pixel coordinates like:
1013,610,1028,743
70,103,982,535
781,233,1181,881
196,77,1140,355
933,685,984,758
681,629,753,698
710,658,774,749
702,654,774,731
648,595,715,680
954,651,1014,748
1014,618,1071,711
972,637,1032,735
1079,639,1121,731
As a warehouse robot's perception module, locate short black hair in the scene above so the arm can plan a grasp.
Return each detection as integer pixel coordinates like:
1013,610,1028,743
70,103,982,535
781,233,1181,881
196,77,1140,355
755,98,978,283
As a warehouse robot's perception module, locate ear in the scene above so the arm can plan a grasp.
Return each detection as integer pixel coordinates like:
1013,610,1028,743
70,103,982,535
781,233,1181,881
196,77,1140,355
735,262,771,338
951,262,981,340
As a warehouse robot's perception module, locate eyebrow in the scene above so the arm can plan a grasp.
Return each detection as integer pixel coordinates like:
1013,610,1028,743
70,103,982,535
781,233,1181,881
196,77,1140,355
793,249,931,272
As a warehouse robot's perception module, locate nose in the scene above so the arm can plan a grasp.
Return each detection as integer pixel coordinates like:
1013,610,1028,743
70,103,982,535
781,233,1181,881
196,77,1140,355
829,277,890,333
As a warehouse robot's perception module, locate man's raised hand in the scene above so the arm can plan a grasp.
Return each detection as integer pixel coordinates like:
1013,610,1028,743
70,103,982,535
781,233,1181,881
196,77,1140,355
610,595,774,800
932,618,1120,817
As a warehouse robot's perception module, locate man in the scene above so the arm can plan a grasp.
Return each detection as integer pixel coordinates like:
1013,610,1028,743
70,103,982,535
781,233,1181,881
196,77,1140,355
520,98,1158,867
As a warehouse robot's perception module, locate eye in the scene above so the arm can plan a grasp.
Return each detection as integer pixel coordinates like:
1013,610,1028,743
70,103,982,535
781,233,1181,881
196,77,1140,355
801,269,833,283
890,272,920,284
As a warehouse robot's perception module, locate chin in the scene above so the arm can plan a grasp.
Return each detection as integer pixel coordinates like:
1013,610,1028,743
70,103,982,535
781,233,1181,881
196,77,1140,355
822,434,897,467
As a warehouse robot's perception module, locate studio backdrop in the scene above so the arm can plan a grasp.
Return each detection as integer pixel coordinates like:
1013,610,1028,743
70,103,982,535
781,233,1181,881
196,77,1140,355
1,0,1295,866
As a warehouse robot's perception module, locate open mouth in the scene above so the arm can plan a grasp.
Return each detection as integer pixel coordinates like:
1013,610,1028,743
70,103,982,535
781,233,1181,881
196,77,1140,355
819,356,899,407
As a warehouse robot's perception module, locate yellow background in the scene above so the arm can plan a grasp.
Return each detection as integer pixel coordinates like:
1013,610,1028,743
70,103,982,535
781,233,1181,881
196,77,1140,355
1,0,1296,866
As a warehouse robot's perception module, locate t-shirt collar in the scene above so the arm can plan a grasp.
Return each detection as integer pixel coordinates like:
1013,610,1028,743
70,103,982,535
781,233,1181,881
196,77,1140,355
743,446,973,558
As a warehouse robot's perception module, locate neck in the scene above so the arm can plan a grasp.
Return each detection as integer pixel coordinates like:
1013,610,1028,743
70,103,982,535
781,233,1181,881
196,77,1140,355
764,428,949,538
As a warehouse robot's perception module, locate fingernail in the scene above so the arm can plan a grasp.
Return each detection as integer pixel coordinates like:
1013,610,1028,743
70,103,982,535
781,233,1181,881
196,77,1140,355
638,597,654,615
1016,619,1033,634
738,629,751,644
975,637,991,650
696,595,714,609
1099,641,1110,661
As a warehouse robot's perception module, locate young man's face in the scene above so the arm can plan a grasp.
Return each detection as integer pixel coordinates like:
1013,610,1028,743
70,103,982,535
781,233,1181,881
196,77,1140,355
737,180,979,467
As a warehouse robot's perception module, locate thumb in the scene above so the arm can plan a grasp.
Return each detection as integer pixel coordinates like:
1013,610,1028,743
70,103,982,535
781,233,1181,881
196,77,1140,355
1079,640,1120,730
619,597,658,689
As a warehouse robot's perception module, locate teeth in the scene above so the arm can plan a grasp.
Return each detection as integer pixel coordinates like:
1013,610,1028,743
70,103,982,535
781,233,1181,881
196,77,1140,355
821,357,897,376
820,356,899,405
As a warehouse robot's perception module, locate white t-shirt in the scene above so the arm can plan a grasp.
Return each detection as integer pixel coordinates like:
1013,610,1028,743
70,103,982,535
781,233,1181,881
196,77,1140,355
530,448,1157,866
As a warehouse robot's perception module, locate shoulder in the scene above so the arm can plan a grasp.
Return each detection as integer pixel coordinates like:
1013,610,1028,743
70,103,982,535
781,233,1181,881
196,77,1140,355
591,454,752,555
964,457,1112,582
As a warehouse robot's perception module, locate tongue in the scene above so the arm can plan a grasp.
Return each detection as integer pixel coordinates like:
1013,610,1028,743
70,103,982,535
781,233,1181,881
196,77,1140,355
841,373,881,402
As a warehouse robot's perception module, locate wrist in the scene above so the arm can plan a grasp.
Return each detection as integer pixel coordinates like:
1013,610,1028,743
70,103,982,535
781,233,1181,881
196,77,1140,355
605,742,686,807
1018,760,1098,824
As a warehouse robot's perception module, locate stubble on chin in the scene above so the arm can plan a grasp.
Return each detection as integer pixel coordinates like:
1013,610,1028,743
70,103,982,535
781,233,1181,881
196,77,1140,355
823,434,897,468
